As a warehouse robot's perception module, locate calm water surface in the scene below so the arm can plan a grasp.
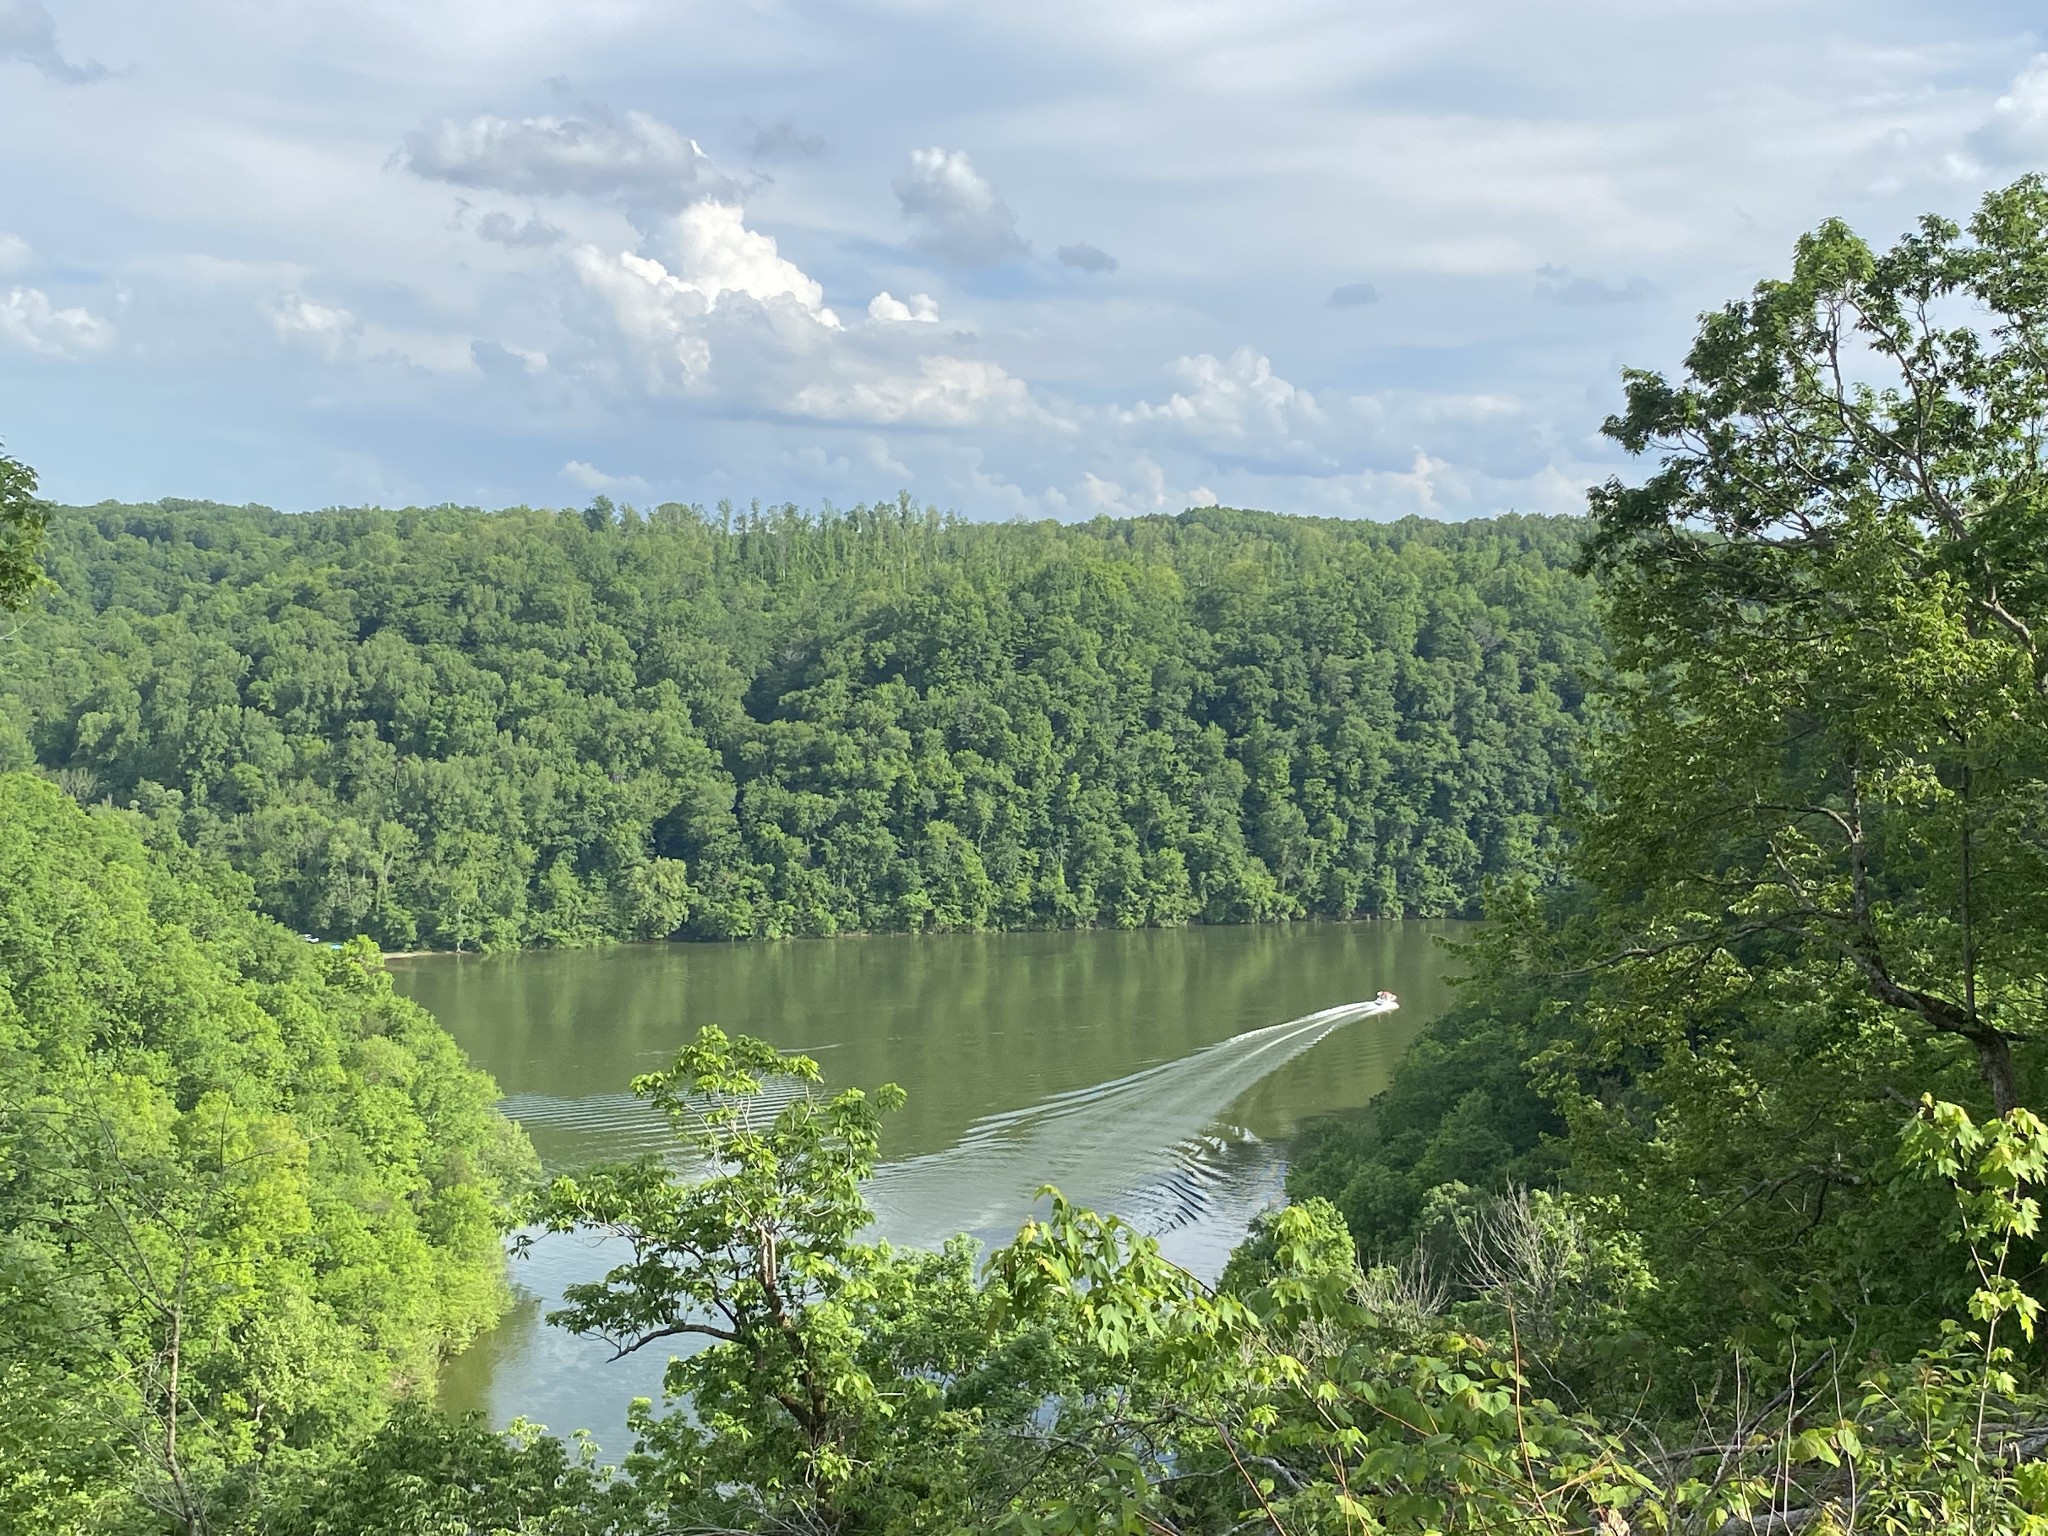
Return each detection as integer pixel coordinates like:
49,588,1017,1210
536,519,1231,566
391,920,1467,1446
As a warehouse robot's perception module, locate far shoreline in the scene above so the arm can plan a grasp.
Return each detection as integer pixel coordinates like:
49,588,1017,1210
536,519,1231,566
377,912,1469,963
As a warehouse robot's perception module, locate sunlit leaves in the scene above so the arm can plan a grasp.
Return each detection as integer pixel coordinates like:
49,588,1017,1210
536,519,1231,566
0,774,531,1531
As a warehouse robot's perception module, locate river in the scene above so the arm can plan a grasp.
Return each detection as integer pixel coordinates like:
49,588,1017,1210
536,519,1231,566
390,919,1465,1447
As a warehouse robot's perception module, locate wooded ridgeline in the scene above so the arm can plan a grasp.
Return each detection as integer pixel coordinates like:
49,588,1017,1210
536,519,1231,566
0,500,1596,949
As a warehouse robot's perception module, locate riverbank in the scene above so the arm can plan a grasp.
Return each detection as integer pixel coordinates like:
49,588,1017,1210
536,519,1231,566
377,912,1437,964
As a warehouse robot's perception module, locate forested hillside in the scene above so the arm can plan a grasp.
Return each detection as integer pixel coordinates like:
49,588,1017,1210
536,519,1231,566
0,775,532,1530
0,501,1595,950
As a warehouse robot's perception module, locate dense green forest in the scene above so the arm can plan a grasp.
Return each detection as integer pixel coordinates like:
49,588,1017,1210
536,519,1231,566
14,178,2048,1534
0,499,1596,949
0,775,532,1531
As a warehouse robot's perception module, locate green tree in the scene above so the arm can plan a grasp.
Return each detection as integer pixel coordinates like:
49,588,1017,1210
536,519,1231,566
0,499,1600,949
1511,174,2048,1376
503,1031,1762,1534
530,1027,1088,1532
1579,174,2048,1115
0,440,47,613
0,774,535,1532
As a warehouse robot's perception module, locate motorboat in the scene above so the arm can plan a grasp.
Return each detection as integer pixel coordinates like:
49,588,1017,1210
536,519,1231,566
1375,989,1399,1007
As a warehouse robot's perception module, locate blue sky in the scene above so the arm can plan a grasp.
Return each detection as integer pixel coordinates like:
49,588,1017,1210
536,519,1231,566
2,0,2045,519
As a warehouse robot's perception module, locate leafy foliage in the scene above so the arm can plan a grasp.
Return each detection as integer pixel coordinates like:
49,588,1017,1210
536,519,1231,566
270,1406,619,1536
1295,175,2048,1383
0,439,48,614
514,1029,1701,1535
0,499,1598,948
1536,173,2048,1377
0,773,534,1533
1286,922,1573,1260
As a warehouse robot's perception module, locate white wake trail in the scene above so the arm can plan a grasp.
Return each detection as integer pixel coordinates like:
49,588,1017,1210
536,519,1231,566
865,997,1397,1250
498,998,1398,1251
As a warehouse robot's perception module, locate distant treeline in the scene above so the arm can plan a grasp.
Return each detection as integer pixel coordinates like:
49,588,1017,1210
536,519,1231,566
0,497,1598,950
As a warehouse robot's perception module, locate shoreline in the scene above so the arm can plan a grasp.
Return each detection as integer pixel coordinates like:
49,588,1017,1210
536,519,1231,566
373,912,1461,962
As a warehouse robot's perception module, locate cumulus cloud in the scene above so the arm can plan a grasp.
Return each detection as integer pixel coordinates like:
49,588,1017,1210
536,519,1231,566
661,201,834,315
562,194,1061,433
1056,242,1117,274
573,201,840,386
1,285,114,359
403,105,725,208
743,117,825,162
1327,282,1379,307
271,293,356,358
0,233,27,274
894,148,1029,266
0,0,106,83
1123,348,1332,465
1972,55,2048,166
561,459,648,493
789,355,1049,429
477,210,565,248
868,290,939,323
1535,265,1655,305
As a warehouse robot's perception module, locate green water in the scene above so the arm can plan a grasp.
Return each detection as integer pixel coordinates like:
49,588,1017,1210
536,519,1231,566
391,920,1466,1444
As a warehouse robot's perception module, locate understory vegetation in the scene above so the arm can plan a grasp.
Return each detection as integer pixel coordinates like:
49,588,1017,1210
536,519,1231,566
12,177,2048,1533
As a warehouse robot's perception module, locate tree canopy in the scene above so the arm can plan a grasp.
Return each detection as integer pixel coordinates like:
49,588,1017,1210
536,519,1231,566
0,773,534,1532
0,500,1598,949
1297,173,2048,1405
0,440,48,614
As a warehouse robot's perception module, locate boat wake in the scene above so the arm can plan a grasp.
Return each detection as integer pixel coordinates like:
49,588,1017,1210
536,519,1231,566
866,995,1398,1250
502,997,1400,1249
469,994,1398,1440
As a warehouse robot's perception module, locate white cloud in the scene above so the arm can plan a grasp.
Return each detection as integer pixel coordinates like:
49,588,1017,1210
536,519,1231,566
403,105,725,208
894,148,1029,266
574,248,715,383
572,201,840,388
0,233,26,274
868,290,939,323
1124,348,1329,461
0,0,105,84
271,293,356,358
662,201,834,315
561,459,647,494
789,356,1051,430
1,286,114,359
566,197,1057,433
1972,55,2048,166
